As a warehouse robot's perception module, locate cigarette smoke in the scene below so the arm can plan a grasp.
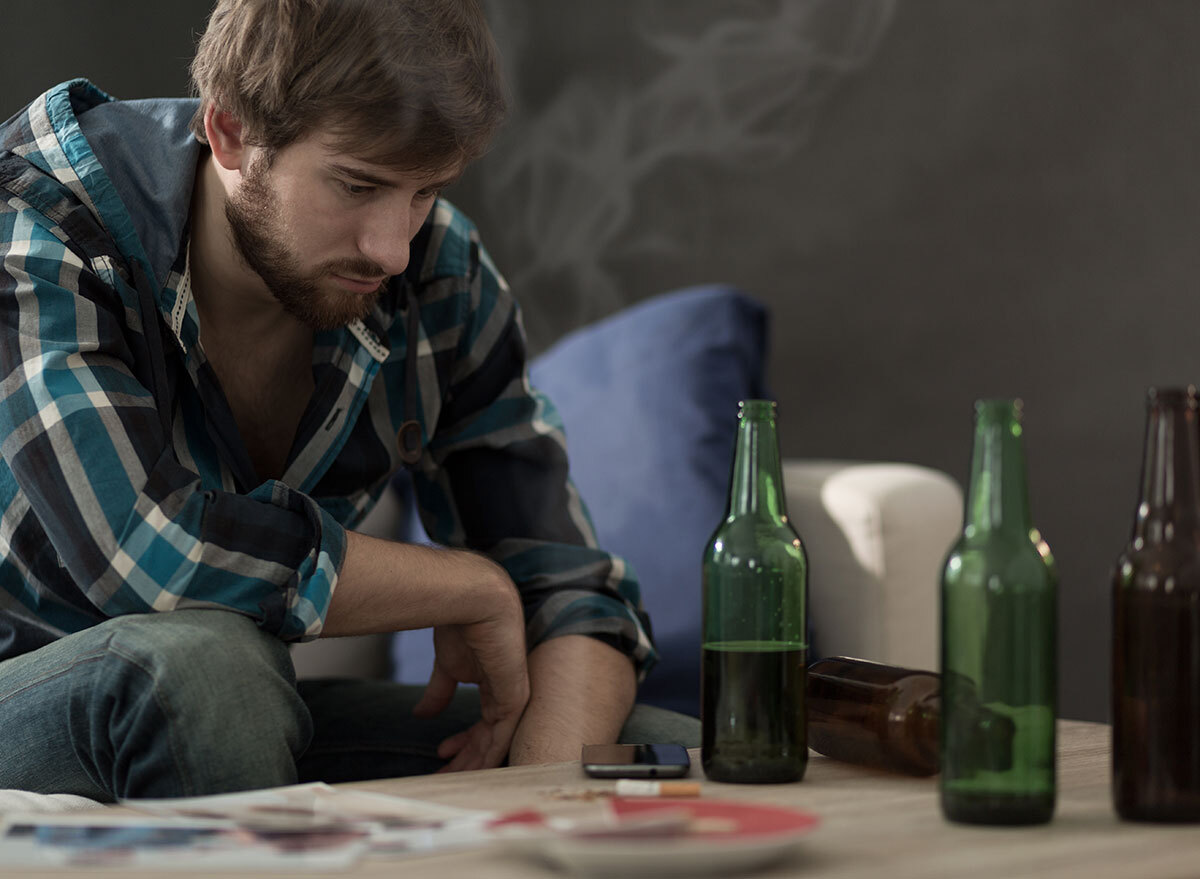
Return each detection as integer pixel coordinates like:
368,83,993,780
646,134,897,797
477,0,896,341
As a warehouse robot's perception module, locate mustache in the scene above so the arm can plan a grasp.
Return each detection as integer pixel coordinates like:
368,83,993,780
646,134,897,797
323,258,388,281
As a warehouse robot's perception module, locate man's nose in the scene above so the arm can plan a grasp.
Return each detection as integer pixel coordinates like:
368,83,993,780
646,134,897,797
357,200,417,277
356,231,409,278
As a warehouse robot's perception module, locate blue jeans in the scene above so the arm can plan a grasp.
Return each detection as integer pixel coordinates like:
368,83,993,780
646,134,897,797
0,609,699,801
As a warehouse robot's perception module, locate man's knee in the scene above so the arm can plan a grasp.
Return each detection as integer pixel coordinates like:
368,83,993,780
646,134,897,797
86,610,312,797
99,608,295,693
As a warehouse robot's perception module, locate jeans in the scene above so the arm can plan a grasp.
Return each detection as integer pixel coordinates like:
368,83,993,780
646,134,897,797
0,609,700,801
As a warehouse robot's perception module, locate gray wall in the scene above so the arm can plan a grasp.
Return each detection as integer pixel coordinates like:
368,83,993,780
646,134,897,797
6,1,1200,722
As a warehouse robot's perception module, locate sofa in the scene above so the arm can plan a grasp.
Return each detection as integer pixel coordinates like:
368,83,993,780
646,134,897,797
292,286,964,717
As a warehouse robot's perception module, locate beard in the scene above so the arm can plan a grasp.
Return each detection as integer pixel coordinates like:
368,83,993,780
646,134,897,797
224,158,386,331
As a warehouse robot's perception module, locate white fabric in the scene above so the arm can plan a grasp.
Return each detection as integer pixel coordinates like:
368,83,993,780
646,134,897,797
0,789,104,813
783,460,963,671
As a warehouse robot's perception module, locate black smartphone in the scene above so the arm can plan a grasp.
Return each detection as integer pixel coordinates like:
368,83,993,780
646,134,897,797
580,743,692,778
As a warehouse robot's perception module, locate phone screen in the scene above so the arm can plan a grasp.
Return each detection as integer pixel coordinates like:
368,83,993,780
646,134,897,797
580,743,691,778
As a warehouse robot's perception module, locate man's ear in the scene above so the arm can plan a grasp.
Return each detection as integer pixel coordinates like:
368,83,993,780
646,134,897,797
204,105,249,172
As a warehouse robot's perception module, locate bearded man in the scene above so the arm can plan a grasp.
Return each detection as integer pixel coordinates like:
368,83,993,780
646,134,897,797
0,0,693,800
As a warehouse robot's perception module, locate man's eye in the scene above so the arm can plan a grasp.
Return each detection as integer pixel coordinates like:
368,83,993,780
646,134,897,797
416,187,443,201
341,181,374,197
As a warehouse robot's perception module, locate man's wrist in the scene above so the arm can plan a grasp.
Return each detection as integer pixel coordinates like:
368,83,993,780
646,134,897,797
452,550,522,623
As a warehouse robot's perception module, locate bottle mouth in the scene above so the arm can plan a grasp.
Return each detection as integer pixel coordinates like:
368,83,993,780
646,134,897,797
973,398,1023,418
738,399,778,419
1146,386,1199,410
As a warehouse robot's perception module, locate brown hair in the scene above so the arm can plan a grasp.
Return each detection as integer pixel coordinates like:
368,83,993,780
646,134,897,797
189,0,507,172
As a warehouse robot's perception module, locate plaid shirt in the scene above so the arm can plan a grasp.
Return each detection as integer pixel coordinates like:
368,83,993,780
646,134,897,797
0,80,655,675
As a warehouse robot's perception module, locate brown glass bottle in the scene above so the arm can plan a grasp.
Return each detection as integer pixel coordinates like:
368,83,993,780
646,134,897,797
808,657,940,776
1113,386,1200,822
807,657,1017,777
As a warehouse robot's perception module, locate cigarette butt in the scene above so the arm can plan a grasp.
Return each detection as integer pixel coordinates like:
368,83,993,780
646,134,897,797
615,779,701,798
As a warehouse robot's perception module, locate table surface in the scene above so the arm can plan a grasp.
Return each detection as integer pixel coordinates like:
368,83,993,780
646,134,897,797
9,720,1200,879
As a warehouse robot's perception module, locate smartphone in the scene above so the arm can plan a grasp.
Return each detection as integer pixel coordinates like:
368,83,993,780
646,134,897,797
580,743,692,778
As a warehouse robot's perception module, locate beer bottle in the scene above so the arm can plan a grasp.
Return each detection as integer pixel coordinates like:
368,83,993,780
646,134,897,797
1113,386,1200,822
940,399,1057,825
807,657,1016,777
701,400,808,783
808,657,940,776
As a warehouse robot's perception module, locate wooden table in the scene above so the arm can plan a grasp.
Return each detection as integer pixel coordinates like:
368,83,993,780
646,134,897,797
13,720,1200,878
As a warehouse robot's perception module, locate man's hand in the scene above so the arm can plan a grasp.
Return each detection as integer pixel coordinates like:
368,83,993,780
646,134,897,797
326,532,531,770
413,584,530,772
507,635,637,765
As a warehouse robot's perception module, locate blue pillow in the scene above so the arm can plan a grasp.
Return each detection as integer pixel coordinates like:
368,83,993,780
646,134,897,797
391,285,769,717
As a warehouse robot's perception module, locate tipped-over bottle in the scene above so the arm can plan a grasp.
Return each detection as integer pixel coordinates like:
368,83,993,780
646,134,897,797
808,656,1015,778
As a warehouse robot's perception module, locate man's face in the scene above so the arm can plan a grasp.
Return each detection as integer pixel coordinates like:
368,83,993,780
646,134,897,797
225,135,460,330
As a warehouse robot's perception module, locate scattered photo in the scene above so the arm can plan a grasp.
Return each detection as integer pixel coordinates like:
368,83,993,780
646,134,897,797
0,784,501,870
0,812,365,871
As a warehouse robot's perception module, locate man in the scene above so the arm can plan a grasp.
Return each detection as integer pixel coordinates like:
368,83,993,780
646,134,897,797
0,0,691,801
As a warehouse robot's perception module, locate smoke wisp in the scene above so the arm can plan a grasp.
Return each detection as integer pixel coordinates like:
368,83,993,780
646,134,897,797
479,0,897,339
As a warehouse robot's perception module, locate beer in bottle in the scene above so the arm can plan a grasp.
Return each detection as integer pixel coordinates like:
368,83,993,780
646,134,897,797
940,399,1057,825
807,656,1016,777
1113,386,1200,822
701,400,808,783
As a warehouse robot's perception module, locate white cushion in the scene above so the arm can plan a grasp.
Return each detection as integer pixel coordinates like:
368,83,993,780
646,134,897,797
783,461,962,671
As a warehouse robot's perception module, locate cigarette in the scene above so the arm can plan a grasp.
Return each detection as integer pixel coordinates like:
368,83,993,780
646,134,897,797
614,779,701,798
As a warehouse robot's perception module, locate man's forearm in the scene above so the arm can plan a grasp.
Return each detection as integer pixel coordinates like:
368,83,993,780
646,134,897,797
507,634,638,765
323,530,515,636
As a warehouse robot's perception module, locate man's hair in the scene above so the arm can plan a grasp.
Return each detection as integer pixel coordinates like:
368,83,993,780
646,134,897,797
189,0,507,172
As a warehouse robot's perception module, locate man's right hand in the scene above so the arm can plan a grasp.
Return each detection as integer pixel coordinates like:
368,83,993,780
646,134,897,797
325,531,531,769
413,614,529,770
412,568,529,771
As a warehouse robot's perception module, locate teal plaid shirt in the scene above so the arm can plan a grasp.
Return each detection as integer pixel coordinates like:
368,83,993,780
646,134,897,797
0,80,655,675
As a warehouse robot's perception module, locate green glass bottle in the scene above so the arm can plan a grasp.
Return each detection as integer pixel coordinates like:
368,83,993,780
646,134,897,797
701,399,808,784
940,399,1057,824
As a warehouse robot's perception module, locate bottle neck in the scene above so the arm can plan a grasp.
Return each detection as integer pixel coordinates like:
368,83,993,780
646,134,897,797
963,399,1033,536
1133,387,1200,541
727,400,787,521
912,694,941,761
